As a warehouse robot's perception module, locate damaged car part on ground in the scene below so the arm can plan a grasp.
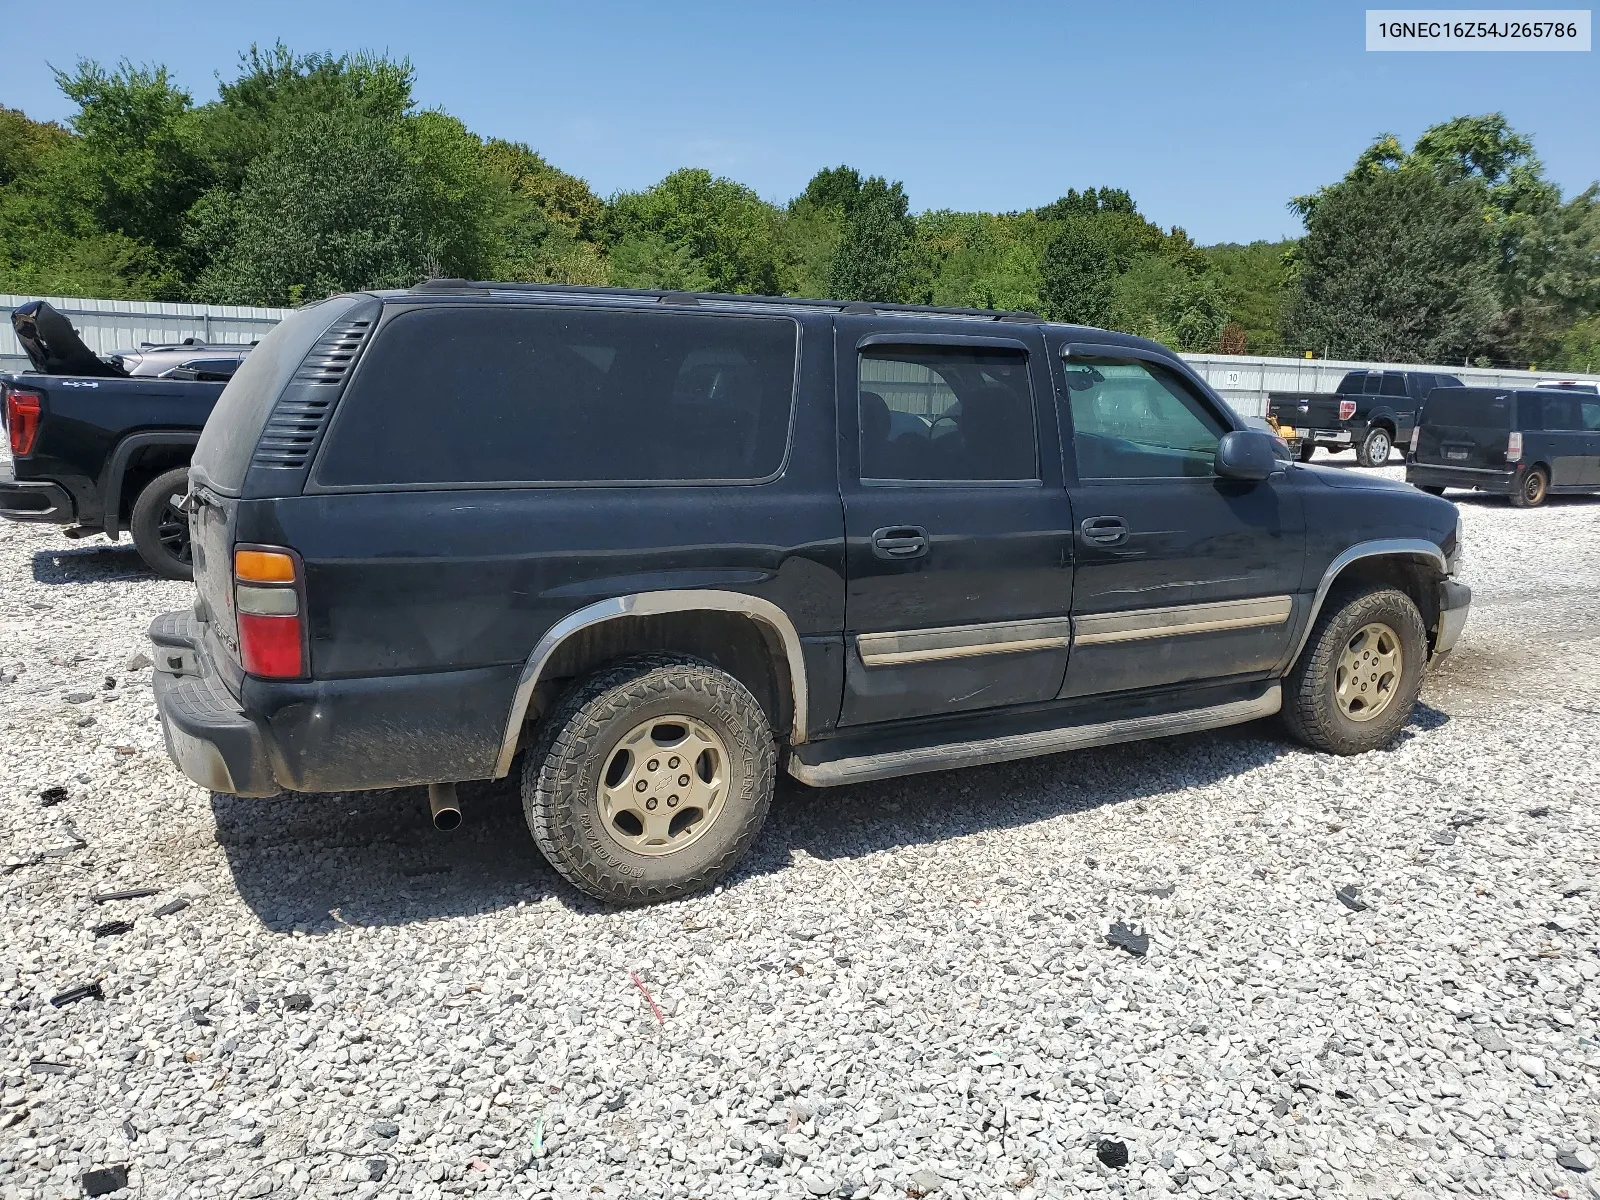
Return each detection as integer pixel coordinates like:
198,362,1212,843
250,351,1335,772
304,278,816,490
150,281,1470,905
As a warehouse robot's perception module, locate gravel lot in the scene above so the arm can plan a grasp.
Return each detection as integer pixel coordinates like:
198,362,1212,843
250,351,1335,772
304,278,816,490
3,457,1599,1200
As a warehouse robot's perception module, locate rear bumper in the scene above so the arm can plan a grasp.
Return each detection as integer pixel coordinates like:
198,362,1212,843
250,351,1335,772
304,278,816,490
0,460,75,524
151,611,280,796
1309,429,1353,444
1406,464,1516,494
149,609,519,796
1435,579,1472,657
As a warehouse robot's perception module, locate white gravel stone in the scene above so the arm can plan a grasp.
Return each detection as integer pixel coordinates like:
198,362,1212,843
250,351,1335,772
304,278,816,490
2,463,1599,1200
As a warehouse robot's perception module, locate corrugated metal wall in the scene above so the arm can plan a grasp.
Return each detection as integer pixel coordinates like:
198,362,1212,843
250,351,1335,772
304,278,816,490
0,294,291,374
5,294,1596,420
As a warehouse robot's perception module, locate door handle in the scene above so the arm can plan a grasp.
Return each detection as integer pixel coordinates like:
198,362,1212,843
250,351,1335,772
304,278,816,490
871,526,929,560
1079,515,1129,547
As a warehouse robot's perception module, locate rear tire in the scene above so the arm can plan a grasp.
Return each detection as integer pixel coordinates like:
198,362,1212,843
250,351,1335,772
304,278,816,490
128,466,193,580
1283,585,1427,756
1510,466,1549,508
1297,442,1316,463
522,654,775,905
1356,426,1393,468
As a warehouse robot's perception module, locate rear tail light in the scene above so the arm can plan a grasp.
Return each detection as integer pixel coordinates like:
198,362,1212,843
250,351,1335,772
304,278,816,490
1338,399,1357,421
1410,425,1421,453
1506,431,1523,463
234,546,306,678
6,390,42,456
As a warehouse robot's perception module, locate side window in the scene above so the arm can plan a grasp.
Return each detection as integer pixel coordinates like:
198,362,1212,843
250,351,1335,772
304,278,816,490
1582,400,1600,432
1337,371,1367,393
1381,373,1408,398
1363,373,1386,395
858,346,1037,482
1542,394,1583,431
315,307,797,486
1062,358,1226,480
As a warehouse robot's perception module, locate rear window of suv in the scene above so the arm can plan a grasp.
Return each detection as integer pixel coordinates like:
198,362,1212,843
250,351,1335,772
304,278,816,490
1424,389,1512,428
313,305,798,487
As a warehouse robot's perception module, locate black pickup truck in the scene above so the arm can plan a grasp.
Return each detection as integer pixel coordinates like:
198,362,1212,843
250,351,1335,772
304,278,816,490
150,282,1470,906
1269,369,1464,467
0,301,235,577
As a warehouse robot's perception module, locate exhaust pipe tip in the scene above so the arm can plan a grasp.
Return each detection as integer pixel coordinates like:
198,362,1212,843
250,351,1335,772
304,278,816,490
428,783,462,832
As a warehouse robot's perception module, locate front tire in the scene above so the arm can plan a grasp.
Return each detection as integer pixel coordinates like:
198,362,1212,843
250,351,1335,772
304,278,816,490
1510,466,1549,508
1283,586,1427,755
1356,426,1392,468
522,654,776,905
128,466,194,580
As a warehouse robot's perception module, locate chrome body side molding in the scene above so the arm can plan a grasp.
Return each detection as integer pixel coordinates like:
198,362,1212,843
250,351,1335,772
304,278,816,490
1286,538,1450,667
856,616,1073,667
493,590,810,778
1072,596,1293,647
788,684,1281,787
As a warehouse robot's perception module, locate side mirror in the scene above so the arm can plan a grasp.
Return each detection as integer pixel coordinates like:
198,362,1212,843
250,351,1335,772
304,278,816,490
1214,429,1285,481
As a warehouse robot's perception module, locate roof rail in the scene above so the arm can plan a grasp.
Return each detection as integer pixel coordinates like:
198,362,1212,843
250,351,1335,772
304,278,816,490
406,278,1041,322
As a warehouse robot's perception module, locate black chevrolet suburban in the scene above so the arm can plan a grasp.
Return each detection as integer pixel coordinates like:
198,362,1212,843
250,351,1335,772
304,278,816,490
1407,385,1600,506
1269,369,1463,467
151,282,1471,904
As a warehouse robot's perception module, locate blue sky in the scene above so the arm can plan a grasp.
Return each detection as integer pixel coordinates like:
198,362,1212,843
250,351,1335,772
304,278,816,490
3,0,1594,245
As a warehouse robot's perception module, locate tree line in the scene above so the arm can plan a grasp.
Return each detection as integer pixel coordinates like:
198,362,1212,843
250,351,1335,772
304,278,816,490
1,47,1596,369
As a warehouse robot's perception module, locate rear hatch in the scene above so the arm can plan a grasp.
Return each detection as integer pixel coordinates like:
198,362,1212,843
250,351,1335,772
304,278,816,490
1414,388,1515,468
187,293,376,682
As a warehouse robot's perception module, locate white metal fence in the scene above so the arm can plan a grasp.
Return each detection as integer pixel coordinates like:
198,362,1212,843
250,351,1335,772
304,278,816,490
5,294,1596,419
0,294,291,374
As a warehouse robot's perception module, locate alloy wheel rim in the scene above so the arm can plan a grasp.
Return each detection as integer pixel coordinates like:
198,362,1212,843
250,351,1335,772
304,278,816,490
1334,621,1403,722
157,494,192,564
597,715,728,856
1369,431,1389,461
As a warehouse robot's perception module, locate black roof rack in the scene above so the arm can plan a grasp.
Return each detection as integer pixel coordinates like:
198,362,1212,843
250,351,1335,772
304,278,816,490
407,278,1041,322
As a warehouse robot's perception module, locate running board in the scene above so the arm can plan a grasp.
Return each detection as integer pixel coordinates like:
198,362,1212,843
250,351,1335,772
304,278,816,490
787,684,1282,788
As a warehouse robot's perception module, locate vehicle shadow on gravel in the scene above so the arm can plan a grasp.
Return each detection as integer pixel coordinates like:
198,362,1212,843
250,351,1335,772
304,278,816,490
760,721,1299,874
213,706,1452,930
209,776,588,933
31,542,152,584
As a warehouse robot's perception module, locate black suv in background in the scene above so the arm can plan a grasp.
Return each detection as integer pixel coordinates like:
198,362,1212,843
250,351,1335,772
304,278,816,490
1408,386,1600,506
151,282,1470,905
1270,369,1463,467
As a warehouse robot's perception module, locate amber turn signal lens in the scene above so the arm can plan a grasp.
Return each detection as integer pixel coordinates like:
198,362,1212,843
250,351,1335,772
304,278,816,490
234,549,296,583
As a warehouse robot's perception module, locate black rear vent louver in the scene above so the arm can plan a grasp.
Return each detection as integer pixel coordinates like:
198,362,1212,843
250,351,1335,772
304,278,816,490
250,319,373,470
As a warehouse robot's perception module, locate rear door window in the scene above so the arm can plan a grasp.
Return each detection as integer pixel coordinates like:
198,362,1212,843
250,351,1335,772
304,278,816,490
314,306,798,486
1363,373,1386,395
1380,373,1408,397
1336,371,1366,393
1541,393,1584,431
859,346,1037,482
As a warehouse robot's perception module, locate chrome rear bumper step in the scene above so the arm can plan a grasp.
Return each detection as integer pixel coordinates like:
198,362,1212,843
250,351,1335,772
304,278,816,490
787,684,1282,787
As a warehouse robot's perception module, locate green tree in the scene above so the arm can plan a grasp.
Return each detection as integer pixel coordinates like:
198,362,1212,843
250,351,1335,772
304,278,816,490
1040,218,1115,325
53,62,209,253
1202,240,1295,354
607,168,784,294
830,176,911,303
1286,165,1499,362
190,104,429,303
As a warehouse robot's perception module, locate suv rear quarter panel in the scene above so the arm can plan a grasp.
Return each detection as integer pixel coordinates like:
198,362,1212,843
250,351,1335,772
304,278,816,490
230,302,846,789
